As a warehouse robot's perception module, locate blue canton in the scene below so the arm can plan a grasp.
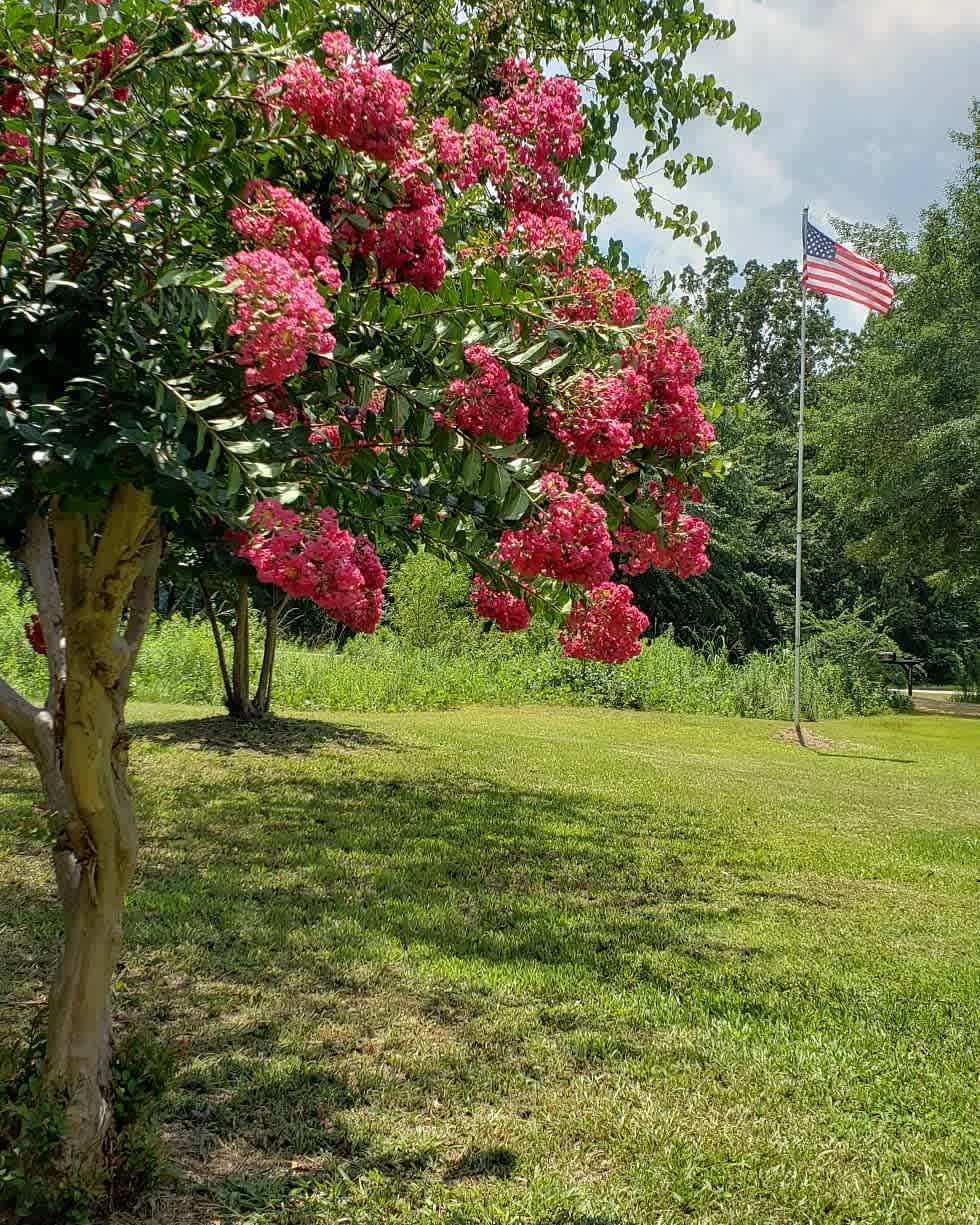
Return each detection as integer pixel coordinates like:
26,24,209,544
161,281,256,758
804,221,836,260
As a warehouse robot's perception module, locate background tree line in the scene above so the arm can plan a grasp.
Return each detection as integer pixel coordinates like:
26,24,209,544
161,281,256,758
635,107,980,684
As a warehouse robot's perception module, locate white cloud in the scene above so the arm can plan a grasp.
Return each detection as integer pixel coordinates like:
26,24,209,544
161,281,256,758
597,0,978,329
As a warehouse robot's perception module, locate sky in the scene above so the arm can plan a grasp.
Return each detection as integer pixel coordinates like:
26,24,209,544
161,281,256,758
597,0,980,329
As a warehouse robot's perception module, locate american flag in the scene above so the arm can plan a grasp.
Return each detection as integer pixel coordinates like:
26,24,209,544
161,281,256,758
801,218,894,314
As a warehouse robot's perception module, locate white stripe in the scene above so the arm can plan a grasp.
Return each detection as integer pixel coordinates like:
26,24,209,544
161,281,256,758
802,266,893,305
834,244,885,276
803,281,891,314
803,278,893,312
804,255,892,293
802,275,893,313
803,260,894,307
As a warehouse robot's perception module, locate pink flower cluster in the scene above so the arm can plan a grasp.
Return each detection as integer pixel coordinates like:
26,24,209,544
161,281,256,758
499,211,583,273
230,0,279,16
546,311,712,461
272,33,413,165
446,345,529,443
243,386,300,428
354,153,445,291
24,613,46,656
470,576,530,631
0,128,28,171
498,472,613,587
488,59,584,162
238,500,386,632
615,478,710,578
547,372,633,462
1,80,27,116
559,582,649,663
623,307,715,456
224,249,335,386
557,267,636,327
430,117,509,191
617,515,710,579
230,180,341,290
89,33,137,101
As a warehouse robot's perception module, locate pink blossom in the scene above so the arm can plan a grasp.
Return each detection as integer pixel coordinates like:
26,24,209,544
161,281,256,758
559,582,649,663
616,514,710,578
243,386,300,428
619,308,714,456
239,502,386,632
430,118,509,190
230,180,341,290
89,33,137,102
0,129,28,169
446,345,529,443
270,38,413,165
498,472,613,587
1,81,27,117
224,249,335,386
230,0,279,16
471,576,530,631
547,373,634,462
500,210,582,273
345,152,446,290
614,477,710,577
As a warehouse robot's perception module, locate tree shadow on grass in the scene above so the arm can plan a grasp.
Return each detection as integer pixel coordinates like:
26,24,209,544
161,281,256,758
1,722,744,1221
130,714,397,757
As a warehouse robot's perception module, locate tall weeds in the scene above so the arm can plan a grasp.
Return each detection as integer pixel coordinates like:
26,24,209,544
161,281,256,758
0,561,895,720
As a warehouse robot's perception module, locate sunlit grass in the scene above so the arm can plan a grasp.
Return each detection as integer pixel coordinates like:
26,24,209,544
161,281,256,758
1,704,978,1223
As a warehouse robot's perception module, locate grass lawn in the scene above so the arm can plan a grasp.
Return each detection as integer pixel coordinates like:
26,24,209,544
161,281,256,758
1,704,979,1224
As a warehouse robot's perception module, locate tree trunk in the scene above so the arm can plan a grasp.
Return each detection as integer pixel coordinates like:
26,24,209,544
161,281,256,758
44,488,156,1176
200,577,234,709
253,598,284,715
229,576,258,718
0,489,159,1182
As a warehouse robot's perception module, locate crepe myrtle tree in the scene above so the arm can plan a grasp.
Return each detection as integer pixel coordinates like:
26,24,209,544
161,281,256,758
0,0,723,1186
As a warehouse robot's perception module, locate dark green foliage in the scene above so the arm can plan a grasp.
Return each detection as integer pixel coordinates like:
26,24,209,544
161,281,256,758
815,105,980,582
645,200,980,679
0,1024,175,1224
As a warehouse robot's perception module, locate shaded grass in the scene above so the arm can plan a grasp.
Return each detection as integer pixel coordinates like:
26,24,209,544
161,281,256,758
1,704,978,1224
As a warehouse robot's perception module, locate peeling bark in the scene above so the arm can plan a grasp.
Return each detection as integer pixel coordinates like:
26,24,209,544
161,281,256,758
0,486,160,1178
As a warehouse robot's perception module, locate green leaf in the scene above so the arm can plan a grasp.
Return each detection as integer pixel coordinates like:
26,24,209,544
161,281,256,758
461,447,482,489
500,482,530,520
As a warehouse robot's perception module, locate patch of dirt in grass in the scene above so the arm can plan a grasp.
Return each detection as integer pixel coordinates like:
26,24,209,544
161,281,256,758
773,727,836,749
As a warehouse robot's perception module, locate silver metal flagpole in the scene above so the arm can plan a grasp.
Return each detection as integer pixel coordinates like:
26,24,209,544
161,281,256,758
793,207,808,740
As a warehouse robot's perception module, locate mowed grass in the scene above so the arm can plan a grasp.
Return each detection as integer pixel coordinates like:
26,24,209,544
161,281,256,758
1,705,979,1225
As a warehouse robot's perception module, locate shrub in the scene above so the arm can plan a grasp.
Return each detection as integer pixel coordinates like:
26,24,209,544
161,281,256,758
0,1023,174,1224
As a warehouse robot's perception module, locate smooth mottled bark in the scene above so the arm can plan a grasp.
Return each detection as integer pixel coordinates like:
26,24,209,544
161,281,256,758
0,487,159,1176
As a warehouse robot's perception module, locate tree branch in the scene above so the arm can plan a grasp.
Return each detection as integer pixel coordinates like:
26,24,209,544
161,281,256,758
0,675,43,759
115,522,164,713
17,511,66,712
200,578,234,708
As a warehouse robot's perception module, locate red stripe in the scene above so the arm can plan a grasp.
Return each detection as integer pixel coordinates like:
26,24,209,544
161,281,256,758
802,275,893,312
803,259,894,307
805,255,893,293
798,260,891,298
802,274,893,314
833,243,886,276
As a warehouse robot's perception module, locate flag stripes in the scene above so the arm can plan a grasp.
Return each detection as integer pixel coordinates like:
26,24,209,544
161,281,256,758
801,219,894,314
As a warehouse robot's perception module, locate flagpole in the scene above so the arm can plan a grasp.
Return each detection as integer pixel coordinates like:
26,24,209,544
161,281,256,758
793,207,808,740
